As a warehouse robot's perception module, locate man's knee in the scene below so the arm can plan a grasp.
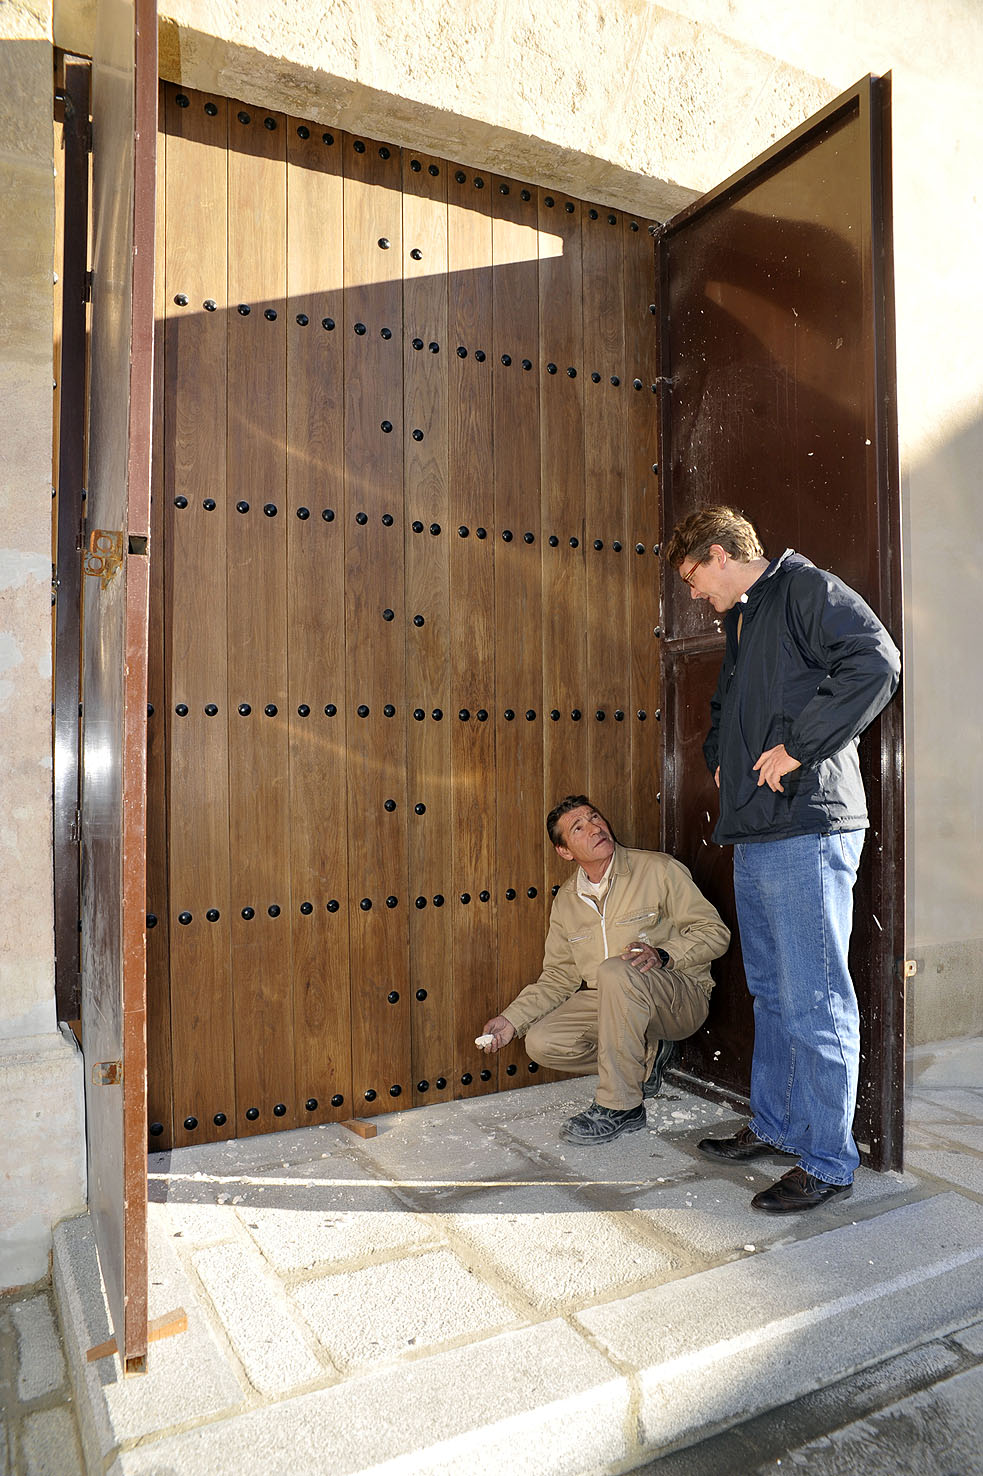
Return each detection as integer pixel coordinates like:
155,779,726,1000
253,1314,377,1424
524,1017,552,1062
597,955,647,1000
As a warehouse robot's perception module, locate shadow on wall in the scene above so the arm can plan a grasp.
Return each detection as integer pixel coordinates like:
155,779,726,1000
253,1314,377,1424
904,407,983,1040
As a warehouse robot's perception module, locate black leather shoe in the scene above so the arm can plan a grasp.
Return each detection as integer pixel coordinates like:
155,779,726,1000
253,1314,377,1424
751,1165,853,1214
642,1038,677,1099
698,1124,794,1161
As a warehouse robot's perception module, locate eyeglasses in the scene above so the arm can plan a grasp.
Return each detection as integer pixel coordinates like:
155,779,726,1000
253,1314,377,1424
680,559,704,586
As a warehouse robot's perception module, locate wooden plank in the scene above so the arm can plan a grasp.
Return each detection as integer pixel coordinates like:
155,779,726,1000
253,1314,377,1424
447,163,497,1100
162,86,236,1149
401,149,454,1104
491,176,545,1091
625,216,662,848
540,188,587,825
343,131,410,1114
226,100,294,1135
145,83,172,1149
583,207,632,839
285,116,352,1126
87,1307,187,1363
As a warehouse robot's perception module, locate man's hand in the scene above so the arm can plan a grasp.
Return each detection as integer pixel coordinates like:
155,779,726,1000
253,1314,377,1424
714,766,720,789
753,743,801,793
621,940,664,974
477,1015,515,1053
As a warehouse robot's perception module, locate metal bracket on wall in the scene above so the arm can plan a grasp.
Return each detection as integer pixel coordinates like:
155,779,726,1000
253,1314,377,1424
82,529,124,587
92,1059,122,1086
898,958,918,980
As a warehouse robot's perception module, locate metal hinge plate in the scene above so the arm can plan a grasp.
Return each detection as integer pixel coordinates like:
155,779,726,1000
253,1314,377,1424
82,529,123,587
92,1060,122,1086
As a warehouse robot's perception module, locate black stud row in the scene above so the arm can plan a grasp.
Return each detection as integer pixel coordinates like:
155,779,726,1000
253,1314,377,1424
168,302,658,378
159,703,654,721
148,886,554,931
165,505,660,541
150,1058,540,1137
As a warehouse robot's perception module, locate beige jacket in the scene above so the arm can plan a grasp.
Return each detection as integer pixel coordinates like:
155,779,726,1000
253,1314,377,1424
502,845,730,1037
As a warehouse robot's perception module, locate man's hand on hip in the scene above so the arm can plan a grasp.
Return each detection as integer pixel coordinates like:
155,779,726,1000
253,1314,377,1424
753,743,801,793
477,1015,515,1052
621,940,665,974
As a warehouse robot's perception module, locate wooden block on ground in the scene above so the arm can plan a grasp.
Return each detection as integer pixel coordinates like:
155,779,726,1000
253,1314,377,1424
342,1118,378,1139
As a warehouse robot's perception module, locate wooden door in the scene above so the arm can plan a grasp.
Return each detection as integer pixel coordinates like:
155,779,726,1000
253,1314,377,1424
657,76,904,1169
80,0,156,1370
146,89,664,1149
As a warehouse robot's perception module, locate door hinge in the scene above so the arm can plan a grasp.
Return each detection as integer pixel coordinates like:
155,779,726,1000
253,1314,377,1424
92,1060,122,1086
82,528,123,587
897,958,918,980
69,808,81,845
83,269,93,303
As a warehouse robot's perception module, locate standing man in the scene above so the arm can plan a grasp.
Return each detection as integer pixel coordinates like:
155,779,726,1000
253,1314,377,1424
663,506,900,1212
478,796,730,1145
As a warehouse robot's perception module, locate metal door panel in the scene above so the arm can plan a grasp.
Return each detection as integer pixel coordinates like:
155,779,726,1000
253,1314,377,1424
658,76,903,1166
81,0,156,1369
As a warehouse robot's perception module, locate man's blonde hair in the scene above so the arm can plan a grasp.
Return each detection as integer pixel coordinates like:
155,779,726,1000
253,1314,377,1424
663,506,765,570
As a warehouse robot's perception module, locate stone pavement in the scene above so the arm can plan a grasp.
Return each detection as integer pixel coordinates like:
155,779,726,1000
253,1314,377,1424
3,1035,983,1475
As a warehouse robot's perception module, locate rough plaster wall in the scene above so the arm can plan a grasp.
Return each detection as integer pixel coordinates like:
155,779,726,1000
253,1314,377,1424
54,0,831,218
47,0,983,1036
1,2,57,1038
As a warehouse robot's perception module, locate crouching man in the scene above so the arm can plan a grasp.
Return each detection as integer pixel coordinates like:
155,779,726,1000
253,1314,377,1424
478,796,730,1145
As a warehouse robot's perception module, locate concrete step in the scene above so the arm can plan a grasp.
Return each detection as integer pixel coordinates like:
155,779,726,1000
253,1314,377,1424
53,1191,983,1475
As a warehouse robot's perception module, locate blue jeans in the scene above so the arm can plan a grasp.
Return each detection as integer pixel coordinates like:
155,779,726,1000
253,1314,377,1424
733,830,865,1186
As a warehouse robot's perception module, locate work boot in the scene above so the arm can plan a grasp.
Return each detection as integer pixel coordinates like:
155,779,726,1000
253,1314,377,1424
642,1038,677,1099
559,1101,647,1145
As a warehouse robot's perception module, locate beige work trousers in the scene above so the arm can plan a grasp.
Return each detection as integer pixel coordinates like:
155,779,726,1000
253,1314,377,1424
523,957,710,1110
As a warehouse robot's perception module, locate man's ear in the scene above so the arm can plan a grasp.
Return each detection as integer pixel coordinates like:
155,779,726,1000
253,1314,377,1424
707,543,727,564
555,843,573,864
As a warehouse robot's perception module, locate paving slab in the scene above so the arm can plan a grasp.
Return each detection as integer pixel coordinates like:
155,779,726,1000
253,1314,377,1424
292,1247,518,1372
10,1297,65,1402
502,1105,697,1183
53,1213,245,1474
577,1192,983,1455
447,1191,679,1310
193,1239,331,1393
19,1407,83,1476
758,1362,983,1476
349,1108,543,1190
905,1146,983,1195
108,1320,630,1476
239,1197,439,1273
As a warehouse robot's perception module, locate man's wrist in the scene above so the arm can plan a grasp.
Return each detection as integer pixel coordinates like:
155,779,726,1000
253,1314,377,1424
655,948,671,969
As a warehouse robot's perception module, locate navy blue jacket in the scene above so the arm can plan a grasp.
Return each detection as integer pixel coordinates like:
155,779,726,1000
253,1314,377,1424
704,551,901,845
